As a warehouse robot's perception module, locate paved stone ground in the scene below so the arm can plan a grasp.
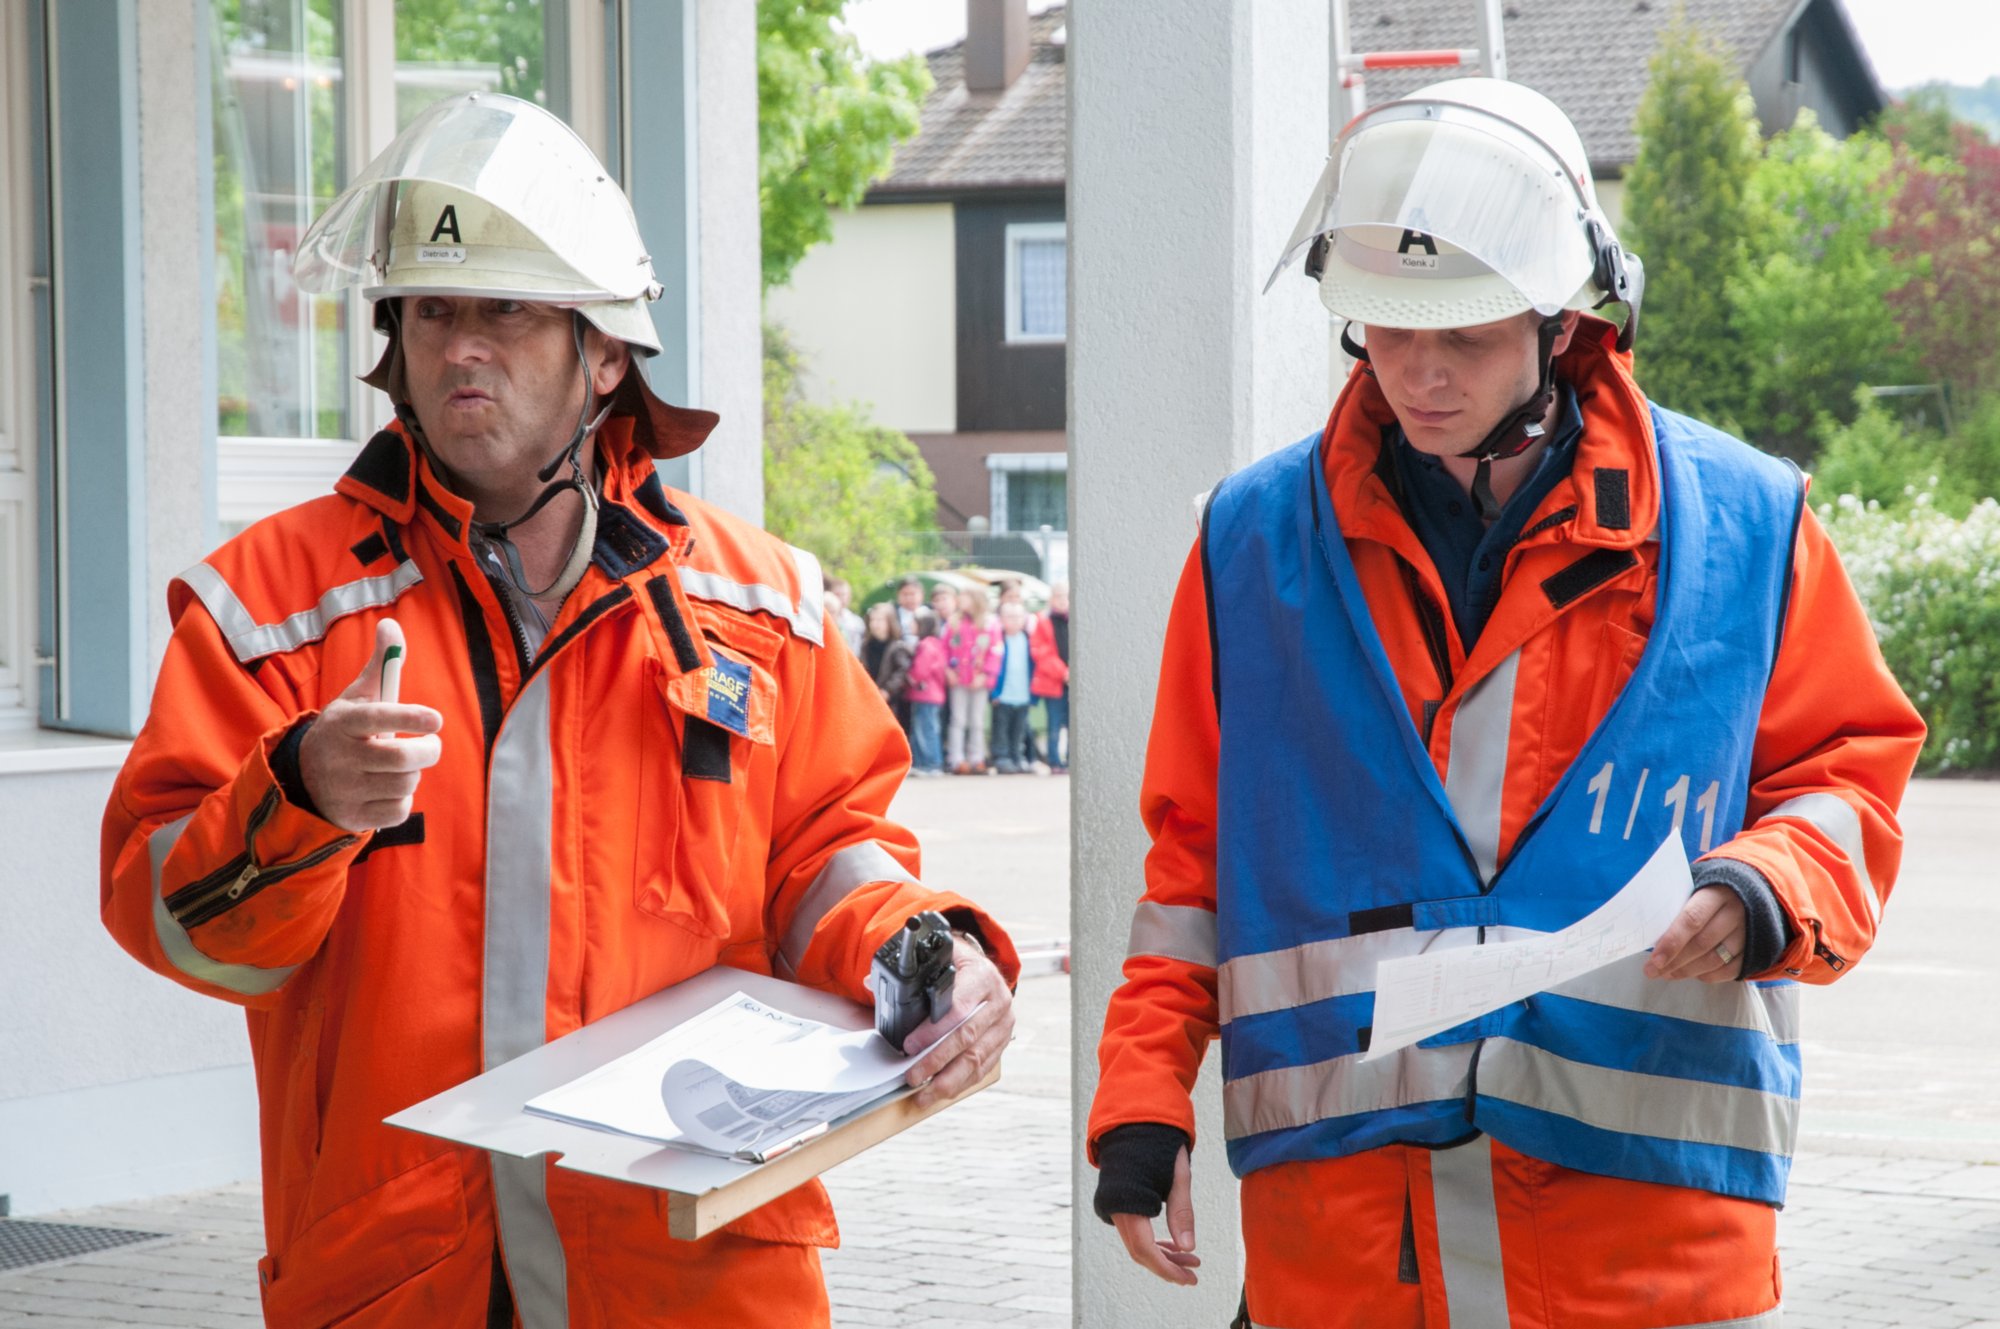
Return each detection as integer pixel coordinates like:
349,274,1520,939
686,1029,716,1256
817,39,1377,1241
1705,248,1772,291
0,1083,1068,1328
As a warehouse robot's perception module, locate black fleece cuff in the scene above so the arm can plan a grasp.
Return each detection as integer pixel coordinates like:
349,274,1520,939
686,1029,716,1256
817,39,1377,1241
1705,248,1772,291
1092,1122,1189,1224
1694,856,1794,977
269,717,321,819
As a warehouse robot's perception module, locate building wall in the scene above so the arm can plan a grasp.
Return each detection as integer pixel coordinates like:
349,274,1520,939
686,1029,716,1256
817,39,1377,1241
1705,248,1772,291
764,202,959,434
956,194,1066,433
1747,0,1879,140
0,758,261,1215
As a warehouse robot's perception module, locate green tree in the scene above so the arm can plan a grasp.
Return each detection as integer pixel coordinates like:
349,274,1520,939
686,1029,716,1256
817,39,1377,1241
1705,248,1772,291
1622,23,1762,427
1728,112,1917,458
761,326,939,589
758,0,932,290
1874,85,1970,161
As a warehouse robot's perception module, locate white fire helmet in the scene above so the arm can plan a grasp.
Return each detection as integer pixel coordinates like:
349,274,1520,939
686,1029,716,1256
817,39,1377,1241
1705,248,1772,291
1267,78,1642,345
293,92,716,459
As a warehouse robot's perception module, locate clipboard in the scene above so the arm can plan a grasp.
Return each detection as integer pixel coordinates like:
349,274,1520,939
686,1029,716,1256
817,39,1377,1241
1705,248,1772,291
384,965,999,1239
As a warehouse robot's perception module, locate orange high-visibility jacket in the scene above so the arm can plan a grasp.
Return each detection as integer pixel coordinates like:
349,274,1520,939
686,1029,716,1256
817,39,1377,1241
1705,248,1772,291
1090,320,1924,1327
102,422,1020,1329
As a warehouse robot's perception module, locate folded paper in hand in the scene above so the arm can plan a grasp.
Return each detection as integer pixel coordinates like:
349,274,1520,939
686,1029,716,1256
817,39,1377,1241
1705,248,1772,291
524,992,973,1160
1363,832,1695,1060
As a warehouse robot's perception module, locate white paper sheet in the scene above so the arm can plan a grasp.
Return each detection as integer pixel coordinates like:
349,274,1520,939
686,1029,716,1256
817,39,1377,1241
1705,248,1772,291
524,992,973,1158
1363,833,1694,1060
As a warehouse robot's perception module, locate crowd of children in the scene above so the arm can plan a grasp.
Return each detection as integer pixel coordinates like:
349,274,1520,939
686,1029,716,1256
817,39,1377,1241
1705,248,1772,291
828,575,1071,778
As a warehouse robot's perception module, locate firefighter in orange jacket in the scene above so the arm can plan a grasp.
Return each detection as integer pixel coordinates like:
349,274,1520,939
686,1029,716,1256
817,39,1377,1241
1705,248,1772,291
1088,79,1923,1327
101,94,1018,1329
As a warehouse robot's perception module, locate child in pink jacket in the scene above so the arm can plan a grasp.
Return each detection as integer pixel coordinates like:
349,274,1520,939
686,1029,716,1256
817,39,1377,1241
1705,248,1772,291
944,586,1002,773
904,609,949,775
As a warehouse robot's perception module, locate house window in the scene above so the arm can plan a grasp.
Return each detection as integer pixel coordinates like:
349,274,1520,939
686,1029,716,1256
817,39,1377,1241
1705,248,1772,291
211,0,559,531
986,452,1067,533
213,0,354,446
1004,220,1065,344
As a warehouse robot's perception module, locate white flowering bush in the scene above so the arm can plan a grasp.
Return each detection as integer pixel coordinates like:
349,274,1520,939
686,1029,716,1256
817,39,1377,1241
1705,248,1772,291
1820,489,2000,771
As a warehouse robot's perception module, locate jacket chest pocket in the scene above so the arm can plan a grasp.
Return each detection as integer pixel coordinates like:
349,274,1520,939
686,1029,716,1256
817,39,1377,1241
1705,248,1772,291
633,614,781,939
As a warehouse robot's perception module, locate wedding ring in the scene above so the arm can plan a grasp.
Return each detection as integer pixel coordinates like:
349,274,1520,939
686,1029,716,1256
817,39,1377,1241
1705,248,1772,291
1714,943,1735,965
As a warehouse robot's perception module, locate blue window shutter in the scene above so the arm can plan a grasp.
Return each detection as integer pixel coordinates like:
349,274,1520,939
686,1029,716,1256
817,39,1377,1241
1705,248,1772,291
42,0,147,736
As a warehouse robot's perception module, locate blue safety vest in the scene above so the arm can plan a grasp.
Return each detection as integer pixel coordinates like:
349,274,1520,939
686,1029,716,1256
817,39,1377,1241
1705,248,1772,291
1204,405,1806,1205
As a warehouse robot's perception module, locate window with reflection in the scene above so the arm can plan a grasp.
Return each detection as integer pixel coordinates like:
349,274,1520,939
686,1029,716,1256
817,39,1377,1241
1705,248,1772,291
212,0,350,440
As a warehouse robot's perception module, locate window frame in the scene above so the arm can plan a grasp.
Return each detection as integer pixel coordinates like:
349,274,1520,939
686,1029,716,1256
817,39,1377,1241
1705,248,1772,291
1002,220,1066,346
213,0,600,528
985,450,1067,534
0,1,46,734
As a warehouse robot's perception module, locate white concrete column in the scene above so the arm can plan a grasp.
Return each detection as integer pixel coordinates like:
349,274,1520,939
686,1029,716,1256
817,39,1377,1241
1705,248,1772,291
136,0,212,676
691,0,764,525
1070,3,1329,1325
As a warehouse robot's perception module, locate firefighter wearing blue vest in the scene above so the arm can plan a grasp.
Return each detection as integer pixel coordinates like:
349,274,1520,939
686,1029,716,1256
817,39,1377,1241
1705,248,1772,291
1087,78,1924,1327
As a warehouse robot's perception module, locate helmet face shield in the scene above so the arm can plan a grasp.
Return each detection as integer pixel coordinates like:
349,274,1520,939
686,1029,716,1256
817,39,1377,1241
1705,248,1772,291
294,93,661,308
1267,82,1625,331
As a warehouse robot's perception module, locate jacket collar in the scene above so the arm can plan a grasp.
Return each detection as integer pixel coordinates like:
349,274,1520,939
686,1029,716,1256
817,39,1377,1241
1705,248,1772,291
1322,315,1660,555
335,418,693,579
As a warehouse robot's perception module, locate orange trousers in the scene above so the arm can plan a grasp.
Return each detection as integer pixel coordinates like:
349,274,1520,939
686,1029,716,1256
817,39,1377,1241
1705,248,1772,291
1240,1136,1782,1329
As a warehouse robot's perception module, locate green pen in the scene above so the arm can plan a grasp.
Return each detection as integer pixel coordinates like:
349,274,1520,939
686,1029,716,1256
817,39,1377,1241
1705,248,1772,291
379,643,405,706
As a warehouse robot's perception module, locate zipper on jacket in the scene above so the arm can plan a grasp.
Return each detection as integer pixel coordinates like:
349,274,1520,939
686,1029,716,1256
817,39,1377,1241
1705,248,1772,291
163,787,359,931
478,561,536,677
1807,919,1847,973
1397,556,1455,702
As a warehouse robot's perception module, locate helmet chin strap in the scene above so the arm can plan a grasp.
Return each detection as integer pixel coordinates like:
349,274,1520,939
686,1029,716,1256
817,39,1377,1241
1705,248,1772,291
1458,314,1566,522
393,309,612,605
1342,315,1567,521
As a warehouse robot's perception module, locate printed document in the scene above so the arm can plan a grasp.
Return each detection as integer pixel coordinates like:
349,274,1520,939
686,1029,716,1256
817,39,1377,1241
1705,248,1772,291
1364,833,1694,1060
525,992,969,1158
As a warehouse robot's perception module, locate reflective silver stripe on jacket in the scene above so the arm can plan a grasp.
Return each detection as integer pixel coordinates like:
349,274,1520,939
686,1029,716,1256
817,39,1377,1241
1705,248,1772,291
1443,650,1520,884
1219,926,1486,1024
1551,953,1802,1045
483,670,568,1328
776,841,919,979
147,813,297,997
676,544,826,648
1126,901,1218,968
1760,792,1879,925
1222,1045,1473,1142
1477,1037,1799,1156
1431,1136,1509,1328
182,558,423,663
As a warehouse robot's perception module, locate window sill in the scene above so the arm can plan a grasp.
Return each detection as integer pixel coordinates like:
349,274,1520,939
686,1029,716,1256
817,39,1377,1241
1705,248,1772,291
0,727,132,775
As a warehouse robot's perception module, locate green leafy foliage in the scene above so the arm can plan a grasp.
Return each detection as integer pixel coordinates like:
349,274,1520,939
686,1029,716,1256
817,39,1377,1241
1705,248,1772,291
1728,113,1917,459
758,1,932,290
1621,23,1761,428
1822,490,2000,771
761,326,940,591
1813,390,2000,517
1874,85,1971,161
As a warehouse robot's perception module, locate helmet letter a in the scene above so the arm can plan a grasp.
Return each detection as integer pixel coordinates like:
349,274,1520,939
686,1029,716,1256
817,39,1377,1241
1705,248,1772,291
429,205,462,244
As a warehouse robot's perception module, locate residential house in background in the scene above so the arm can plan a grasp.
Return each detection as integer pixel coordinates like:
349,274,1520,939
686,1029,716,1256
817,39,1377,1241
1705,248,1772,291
767,0,1067,580
1345,0,1886,226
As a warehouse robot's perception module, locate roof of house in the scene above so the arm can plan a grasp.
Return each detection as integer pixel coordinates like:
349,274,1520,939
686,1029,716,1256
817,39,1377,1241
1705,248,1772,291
1345,0,1881,169
868,0,1883,197
871,6,1067,198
